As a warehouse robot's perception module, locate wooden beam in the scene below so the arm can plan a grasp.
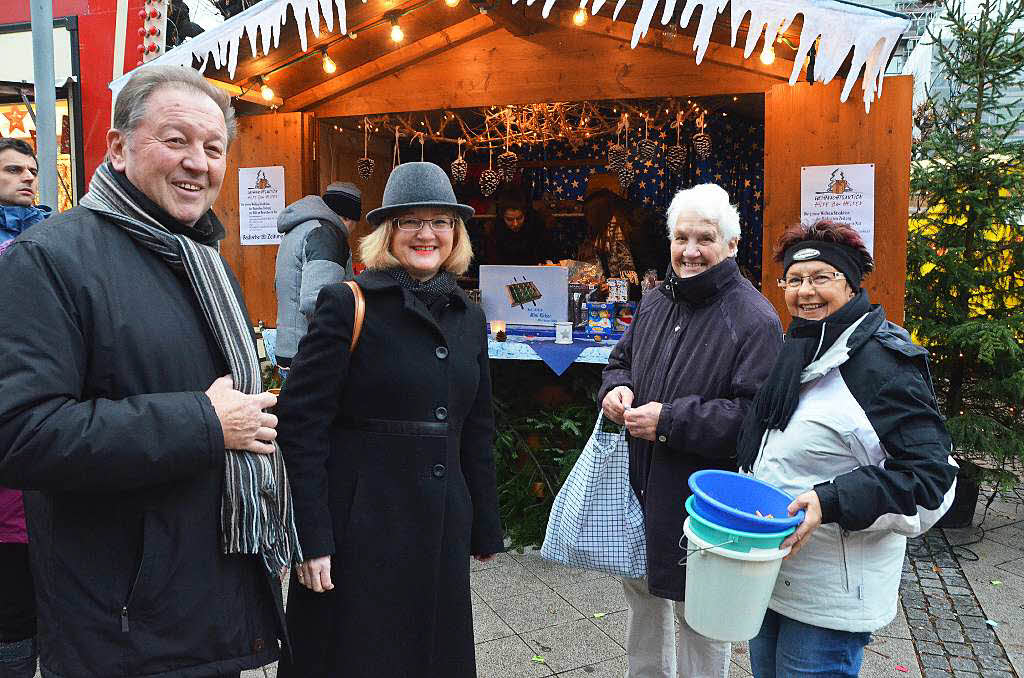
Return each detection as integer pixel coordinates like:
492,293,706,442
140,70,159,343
283,14,499,112
207,78,283,107
485,3,547,37
309,26,785,118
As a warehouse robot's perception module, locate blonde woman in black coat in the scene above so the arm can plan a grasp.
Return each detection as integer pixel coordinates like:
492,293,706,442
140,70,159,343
276,163,504,678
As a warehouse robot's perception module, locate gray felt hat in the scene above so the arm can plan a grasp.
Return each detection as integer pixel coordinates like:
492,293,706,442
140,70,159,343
365,162,474,226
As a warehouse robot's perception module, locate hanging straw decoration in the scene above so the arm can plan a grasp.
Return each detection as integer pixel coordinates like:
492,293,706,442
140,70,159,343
666,110,687,173
692,112,712,160
356,116,375,181
496,109,518,182
637,113,658,162
480,142,500,196
450,139,468,183
617,113,635,190
392,126,401,169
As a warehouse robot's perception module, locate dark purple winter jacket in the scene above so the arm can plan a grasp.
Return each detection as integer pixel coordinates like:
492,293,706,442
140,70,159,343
599,257,782,600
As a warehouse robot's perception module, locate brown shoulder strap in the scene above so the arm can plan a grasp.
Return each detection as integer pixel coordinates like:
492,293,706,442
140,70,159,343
343,280,365,353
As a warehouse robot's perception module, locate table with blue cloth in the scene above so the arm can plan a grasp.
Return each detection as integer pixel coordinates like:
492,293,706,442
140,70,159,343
487,330,613,375
262,328,614,376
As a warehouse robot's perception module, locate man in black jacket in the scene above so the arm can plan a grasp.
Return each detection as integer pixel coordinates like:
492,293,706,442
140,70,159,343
600,183,782,678
0,66,290,677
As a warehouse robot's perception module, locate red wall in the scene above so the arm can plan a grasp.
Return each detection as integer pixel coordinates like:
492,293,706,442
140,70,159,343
1,0,145,179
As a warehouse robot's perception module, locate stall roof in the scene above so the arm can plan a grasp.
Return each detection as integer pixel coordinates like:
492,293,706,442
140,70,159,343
111,0,909,111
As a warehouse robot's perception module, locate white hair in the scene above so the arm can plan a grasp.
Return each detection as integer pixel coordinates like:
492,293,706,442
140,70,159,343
664,183,741,245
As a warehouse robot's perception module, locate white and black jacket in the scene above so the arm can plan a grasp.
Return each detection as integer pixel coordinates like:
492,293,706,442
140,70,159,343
751,306,958,632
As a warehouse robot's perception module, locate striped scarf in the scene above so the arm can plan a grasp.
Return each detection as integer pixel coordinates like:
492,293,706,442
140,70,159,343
80,162,301,574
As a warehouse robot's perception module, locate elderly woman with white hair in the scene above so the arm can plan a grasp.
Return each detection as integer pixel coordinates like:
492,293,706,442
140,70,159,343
599,183,783,678
275,162,504,678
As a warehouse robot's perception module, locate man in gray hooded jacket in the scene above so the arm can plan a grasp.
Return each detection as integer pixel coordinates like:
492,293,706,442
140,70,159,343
274,182,359,372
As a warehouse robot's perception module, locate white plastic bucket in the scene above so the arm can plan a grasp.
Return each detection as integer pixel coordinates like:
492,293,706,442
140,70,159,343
682,517,789,642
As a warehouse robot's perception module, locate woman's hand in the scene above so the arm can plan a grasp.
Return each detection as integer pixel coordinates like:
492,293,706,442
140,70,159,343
296,556,334,593
780,490,822,560
623,401,662,441
601,386,635,425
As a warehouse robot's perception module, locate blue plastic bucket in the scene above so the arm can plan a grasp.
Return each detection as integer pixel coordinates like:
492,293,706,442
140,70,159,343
684,496,794,553
688,470,803,533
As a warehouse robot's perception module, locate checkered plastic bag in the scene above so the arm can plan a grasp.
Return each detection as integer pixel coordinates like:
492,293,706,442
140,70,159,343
540,413,646,578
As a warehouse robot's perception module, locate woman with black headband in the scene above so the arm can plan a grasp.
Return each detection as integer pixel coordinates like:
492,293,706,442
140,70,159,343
736,219,958,677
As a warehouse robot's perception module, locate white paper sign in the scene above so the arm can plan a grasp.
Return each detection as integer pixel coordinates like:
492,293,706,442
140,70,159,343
480,265,569,326
239,166,285,246
800,163,875,255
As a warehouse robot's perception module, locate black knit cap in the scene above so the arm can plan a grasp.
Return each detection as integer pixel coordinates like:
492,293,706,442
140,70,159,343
782,240,866,290
322,182,361,221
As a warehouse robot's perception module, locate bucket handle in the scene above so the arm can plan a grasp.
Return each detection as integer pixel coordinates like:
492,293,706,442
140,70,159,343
677,534,736,566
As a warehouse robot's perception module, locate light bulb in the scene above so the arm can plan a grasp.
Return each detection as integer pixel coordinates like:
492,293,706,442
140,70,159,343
322,51,337,74
572,7,587,26
760,42,775,65
445,0,460,7
390,20,404,43
260,80,275,101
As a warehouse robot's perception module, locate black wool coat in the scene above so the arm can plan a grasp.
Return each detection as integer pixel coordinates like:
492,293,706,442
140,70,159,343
599,258,783,600
276,270,505,678
0,208,281,677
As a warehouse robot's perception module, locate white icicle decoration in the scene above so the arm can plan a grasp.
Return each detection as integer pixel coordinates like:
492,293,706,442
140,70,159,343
112,0,907,113
110,0,348,100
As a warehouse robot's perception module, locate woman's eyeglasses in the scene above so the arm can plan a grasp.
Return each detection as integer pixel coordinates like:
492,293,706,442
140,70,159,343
777,271,845,289
394,217,455,232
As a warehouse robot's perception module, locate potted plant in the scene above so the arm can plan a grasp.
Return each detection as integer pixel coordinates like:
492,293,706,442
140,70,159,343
905,0,1024,527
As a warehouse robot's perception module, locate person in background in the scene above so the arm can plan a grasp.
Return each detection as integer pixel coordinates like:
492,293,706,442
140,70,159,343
0,137,49,678
277,162,503,678
599,183,782,678
0,65,292,678
275,182,359,378
484,193,554,265
0,138,50,256
738,220,958,677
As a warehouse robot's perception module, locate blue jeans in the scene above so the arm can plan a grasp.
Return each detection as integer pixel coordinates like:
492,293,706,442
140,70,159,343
749,609,871,678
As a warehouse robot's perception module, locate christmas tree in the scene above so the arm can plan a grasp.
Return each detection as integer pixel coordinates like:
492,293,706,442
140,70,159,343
906,0,1024,480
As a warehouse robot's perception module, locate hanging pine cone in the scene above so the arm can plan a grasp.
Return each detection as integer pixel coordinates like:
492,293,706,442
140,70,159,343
617,162,636,191
480,169,500,197
356,156,375,181
450,156,468,184
665,145,687,173
637,138,659,162
607,144,627,172
496,151,519,182
692,132,712,161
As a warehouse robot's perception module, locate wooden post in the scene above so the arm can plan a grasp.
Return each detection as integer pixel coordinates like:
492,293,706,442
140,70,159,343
763,77,913,324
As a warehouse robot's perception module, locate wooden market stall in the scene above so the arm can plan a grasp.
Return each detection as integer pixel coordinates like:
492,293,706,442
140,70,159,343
110,0,914,327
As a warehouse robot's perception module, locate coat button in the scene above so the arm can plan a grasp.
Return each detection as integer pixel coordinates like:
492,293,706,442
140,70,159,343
658,435,667,443
435,346,449,359
435,406,448,420
432,464,447,478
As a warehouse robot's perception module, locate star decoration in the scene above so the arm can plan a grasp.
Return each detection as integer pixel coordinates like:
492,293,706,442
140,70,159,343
3,108,27,134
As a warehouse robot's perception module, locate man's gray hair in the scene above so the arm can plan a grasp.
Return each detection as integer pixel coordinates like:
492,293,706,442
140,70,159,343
664,183,741,244
112,65,237,143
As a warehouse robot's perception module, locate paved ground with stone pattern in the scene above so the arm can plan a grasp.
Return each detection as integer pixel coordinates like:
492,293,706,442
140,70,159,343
31,486,1023,677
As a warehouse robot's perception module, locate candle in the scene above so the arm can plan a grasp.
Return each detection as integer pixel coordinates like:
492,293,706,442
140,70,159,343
490,320,506,335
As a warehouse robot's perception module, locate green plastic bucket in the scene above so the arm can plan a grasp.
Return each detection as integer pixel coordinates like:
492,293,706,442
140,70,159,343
684,496,794,553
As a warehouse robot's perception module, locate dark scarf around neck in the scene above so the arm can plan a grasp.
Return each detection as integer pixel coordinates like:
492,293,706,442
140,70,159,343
387,267,457,310
108,164,225,246
737,289,872,471
660,256,740,306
